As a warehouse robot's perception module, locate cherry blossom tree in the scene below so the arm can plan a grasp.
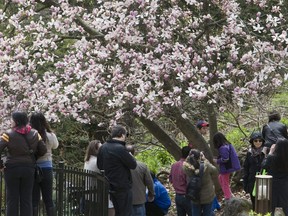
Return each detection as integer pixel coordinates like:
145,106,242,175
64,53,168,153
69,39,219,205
0,0,287,159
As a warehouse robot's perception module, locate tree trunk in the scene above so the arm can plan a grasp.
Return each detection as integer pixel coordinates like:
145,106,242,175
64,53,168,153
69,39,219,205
207,104,218,157
171,108,214,162
139,117,182,160
206,105,221,192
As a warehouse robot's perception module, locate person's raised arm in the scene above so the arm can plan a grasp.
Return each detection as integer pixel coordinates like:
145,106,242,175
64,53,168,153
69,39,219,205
119,147,137,169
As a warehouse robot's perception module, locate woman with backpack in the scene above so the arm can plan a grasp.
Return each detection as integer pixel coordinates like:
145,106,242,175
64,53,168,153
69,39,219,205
213,132,241,200
183,149,218,216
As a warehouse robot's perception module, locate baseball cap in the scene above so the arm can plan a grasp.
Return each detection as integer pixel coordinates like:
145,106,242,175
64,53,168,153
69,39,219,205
196,120,209,129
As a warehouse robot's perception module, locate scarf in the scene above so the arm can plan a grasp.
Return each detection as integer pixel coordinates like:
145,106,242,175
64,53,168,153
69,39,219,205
251,147,263,157
13,125,32,134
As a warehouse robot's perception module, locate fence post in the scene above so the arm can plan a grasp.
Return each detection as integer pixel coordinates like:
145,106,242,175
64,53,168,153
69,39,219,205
104,179,109,216
0,172,3,214
101,171,109,216
57,161,65,216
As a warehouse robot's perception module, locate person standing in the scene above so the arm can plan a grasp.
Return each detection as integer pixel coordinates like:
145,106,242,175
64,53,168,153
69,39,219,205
126,145,154,216
183,149,218,216
169,146,192,216
262,139,288,215
30,112,59,216
213,132,240,200
97,125,137,216
242,132,266,210
84,140,102,173
196,120,220,214
83,140,115,216
262,110,288,148
0,111,47,216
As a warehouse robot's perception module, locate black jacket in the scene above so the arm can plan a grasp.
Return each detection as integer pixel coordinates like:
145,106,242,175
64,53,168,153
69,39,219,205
0,128,47,168
262,121,288,148
242,149,265,194
262,155,288,215
97,139,137,191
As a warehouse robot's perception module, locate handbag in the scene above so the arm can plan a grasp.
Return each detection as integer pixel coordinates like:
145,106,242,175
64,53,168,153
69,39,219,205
22,134,44,183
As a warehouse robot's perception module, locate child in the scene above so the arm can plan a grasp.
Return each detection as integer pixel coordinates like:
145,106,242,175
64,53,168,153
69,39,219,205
213,132,240,200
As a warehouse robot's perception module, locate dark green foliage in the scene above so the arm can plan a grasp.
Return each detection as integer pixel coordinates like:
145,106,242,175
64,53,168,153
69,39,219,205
50,117,109,168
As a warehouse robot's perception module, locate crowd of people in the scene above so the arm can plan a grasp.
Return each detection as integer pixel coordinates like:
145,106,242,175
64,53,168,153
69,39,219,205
1,110,288,216
243,110,288,215
87,122,238,216
95,125,171,216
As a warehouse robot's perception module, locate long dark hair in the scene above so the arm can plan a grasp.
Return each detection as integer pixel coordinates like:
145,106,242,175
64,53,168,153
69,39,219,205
273,138,288,172
12,111,28,128
213,132,230,149
30,112,52,142
84,140,101,161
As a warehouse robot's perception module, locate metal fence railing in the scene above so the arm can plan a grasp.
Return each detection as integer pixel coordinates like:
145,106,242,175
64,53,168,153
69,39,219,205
0,161,108,216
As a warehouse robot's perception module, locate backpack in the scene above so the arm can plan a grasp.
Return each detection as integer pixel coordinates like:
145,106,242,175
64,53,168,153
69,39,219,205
186,162,204,203
224,144,232,170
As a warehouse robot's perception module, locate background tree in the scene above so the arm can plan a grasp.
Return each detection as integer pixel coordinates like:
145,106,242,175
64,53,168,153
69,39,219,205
0,0,287,161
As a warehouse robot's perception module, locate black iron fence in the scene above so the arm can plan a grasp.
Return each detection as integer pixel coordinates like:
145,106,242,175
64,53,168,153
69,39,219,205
0,162,108,216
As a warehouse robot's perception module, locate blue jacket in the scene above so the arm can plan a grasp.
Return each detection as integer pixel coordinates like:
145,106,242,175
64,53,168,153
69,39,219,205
150,178,171,214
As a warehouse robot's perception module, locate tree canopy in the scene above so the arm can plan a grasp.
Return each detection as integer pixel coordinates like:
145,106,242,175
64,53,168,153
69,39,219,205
0,0,287,159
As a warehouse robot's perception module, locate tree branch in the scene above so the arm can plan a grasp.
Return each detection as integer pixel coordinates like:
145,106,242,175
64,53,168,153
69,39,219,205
139,117,181,160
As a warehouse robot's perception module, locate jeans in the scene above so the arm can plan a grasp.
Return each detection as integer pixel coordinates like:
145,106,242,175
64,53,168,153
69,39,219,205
191,202,213,216
33,168,54,211
175,194,192,216
132,204,146,216
4,165,35,216
110,189,133,216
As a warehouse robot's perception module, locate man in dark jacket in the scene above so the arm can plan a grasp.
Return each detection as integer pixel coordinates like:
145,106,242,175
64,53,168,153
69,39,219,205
97,125,137,216
262,110,288,148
